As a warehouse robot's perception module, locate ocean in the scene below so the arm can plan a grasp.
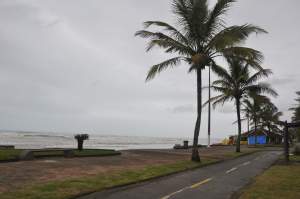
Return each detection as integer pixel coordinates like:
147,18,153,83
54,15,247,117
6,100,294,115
0,131,222,150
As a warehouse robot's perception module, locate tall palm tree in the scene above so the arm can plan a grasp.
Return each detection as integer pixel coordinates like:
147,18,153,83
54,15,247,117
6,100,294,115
207,58,277,152
135,0,266,161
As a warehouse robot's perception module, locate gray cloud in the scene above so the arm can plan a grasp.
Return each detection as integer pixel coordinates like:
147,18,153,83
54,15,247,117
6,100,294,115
268,75,296,86
216,105,236,115
169,104,195,114
0,0,299,138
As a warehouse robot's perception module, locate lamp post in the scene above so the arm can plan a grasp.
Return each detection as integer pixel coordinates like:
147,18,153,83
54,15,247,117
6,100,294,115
208,65,211,148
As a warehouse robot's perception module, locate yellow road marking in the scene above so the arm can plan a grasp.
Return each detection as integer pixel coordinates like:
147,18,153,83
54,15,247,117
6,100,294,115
190,178,213,189
160,178,213,199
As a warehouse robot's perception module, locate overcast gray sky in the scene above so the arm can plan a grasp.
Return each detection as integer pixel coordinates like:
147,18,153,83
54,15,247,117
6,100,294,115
0,0,299,138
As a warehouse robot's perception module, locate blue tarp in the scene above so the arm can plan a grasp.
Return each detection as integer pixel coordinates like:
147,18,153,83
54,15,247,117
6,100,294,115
248,135,267,145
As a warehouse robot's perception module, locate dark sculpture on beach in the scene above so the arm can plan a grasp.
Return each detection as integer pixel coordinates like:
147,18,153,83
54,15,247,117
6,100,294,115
74,134,89,151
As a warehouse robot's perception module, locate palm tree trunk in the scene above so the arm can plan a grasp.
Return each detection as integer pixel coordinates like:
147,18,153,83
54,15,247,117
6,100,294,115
77,140,84,151
208,65,211,148
268,124,271,144
247,116,250,133
191,69,202,162
235,97,242,153
254,119,257,145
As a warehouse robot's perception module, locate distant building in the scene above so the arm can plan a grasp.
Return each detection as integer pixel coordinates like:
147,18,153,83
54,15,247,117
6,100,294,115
245,129,283,145
228,129,283,145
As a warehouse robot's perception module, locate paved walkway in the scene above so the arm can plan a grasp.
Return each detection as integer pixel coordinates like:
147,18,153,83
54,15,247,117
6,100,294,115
78,151,282,199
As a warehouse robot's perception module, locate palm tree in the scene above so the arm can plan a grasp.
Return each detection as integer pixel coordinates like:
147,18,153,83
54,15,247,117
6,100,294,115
207,58,277,152
289,91,300,141
243,96,282,144
290,91,300,122
135,0,266,161
259,101,282,134
243,95,268,134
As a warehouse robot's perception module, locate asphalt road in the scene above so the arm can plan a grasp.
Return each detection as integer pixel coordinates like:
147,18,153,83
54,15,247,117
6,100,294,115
78,151,282,199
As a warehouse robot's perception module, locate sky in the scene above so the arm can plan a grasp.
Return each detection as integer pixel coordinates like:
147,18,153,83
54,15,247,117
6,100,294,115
0,0,299,139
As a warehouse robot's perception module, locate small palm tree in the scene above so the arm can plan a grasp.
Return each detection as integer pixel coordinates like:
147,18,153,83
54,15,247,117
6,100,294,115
74,134,89,151
207,58,277,152
135,0,266,161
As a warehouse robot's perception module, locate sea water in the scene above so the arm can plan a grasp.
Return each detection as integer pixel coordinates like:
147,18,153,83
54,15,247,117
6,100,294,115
0,131,222,150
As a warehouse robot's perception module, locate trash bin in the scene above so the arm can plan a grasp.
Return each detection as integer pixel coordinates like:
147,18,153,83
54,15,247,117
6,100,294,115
183,141,189,149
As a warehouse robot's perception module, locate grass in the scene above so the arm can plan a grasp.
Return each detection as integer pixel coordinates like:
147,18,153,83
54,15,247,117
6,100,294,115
239,156,300,199
74,149,121,157
1,159,217,199
0,149,120,161
34,149,120,158
0,149,22,161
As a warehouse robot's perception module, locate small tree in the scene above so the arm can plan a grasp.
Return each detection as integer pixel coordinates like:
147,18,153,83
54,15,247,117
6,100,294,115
74,134,89,151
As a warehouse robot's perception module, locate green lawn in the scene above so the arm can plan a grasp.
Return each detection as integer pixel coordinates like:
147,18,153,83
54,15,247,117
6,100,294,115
74,149,121,157
34,149,121,158
0,149,22,161
1,159,217,199
240,156,300,199
0,149,120,161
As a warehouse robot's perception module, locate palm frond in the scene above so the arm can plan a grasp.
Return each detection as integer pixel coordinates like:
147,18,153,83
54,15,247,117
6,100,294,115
172,0,209,41
245,83,278,97
205,0,236,37
211,62,233,82
143,21,189,45
212,79,232,88
212,95,232,108
245,69,273,85
135,30,194,55
208,24,267,51
221,47,264,69
146,57,185,81
203,94,224,107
